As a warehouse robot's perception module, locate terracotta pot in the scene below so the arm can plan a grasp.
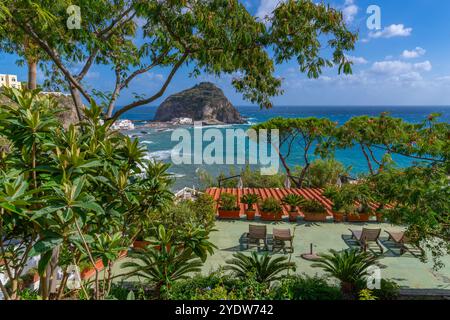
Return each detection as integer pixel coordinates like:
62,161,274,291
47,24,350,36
303,212,327,222
81,259,104,280
133,240,151,249
218,209,241,219
333,212,346,222
288,212,299,222
246,210,256,220
260,211,283,221
347,213,370,222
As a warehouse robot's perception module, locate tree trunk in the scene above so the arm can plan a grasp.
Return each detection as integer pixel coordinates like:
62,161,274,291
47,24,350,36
69,84,84,123
27,59,38,90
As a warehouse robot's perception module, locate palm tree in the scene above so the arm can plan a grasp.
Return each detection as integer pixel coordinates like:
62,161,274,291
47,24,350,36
225,252,296,284
122,246,202,299
312,249,379,298
122,225,203,298
282,194,305,212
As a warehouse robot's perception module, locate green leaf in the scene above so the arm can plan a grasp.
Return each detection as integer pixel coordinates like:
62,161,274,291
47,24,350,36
38,251,53,276
29,237,63,257
31,205,65,220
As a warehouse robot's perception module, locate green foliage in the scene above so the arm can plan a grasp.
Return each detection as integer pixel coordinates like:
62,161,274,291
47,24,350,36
219,193,238,211
358,289,377,301
123,225,209,298
17,289,42,300
1,0,356,120
369,279,400,300
282,194,305,212
225,252,296,284
167,271,270,300
0,89,174,300
259,197,283,213
301,199,326,214
271,275,342,300
367,165,449,269
295,158,349,188
312,249,380,297
240,193,260,211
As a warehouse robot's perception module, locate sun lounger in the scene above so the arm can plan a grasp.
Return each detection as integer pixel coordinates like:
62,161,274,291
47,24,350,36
272,228,294,253
349,228,383,253
385,231,424,257
244,225,267,250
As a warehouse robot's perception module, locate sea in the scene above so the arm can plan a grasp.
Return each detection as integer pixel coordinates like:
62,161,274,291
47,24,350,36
121,106,450,191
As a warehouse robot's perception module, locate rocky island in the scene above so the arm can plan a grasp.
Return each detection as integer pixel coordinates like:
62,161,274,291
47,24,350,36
154,82,246,125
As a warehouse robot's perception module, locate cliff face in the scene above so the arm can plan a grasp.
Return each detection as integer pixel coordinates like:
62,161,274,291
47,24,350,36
154,82,246,124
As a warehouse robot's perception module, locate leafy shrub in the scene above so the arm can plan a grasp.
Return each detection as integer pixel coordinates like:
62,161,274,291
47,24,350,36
167,271,270,300
358,289,377,300
259,197,282,213
294,159,349,188
219,193,238,211
302,199,326,213
372,279,400,300
271,275,342,300
282,194,305,212
17,289,42,300
240,194,260,210
187,193,216,230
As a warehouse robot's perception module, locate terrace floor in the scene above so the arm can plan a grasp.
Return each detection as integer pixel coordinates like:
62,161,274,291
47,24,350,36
113,219,450,290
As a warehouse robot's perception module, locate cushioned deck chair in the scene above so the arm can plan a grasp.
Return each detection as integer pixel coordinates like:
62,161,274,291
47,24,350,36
245,225,267,250
349,228,383,253
385,231,424,257
272,228,294,253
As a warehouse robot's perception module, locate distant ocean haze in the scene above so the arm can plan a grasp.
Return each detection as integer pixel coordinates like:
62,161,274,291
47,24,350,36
120,105,450,190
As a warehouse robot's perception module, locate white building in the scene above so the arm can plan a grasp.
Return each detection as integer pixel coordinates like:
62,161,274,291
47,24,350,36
0,74,22,90
111,119,135,131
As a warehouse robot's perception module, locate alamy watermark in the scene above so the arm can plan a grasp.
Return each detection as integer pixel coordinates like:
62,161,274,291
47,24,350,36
170,122,280,175
366,5,382,31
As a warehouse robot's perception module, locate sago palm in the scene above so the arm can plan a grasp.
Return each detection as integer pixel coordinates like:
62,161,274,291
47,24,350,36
225,252,296,284
122,225,202,298
312,249,379,297
282,194,305,212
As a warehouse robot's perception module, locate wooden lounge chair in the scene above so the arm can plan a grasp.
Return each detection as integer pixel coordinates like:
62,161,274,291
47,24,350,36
349,228,383,253
244,225,267,250
272,228,294,253
385,231,424,257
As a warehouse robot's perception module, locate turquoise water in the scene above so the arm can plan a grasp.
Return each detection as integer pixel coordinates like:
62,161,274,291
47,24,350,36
122,106,450,190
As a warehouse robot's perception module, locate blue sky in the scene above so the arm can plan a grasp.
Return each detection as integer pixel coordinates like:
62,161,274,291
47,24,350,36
1,0,450,106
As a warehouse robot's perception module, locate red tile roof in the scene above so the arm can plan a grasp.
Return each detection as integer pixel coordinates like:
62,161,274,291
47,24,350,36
206,187,390,218
206,187,334,217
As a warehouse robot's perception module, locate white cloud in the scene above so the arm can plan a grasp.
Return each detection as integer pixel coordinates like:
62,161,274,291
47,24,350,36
371,60,432,75
413,61,432,72
343,0,358,24
345,55,368,65
255,0,285,20
369,24,412,39
146,73,164,81
402,47,426,59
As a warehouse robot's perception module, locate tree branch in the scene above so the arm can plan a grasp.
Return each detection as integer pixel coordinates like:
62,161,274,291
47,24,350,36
110,53,188,122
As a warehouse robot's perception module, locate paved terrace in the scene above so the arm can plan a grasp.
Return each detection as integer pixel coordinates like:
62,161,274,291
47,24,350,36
114,219,450,290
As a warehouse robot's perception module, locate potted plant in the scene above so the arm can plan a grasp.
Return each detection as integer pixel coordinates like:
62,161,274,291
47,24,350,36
302,199,328,222
282,194,305,222
324,186,357,222
259,197,283,221
347,203,371,222
240,193,260,220
347,184,373,222
218,193,240,219
375,204,385,222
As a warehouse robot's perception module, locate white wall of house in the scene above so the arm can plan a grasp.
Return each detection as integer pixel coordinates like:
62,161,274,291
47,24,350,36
0,74,22,89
